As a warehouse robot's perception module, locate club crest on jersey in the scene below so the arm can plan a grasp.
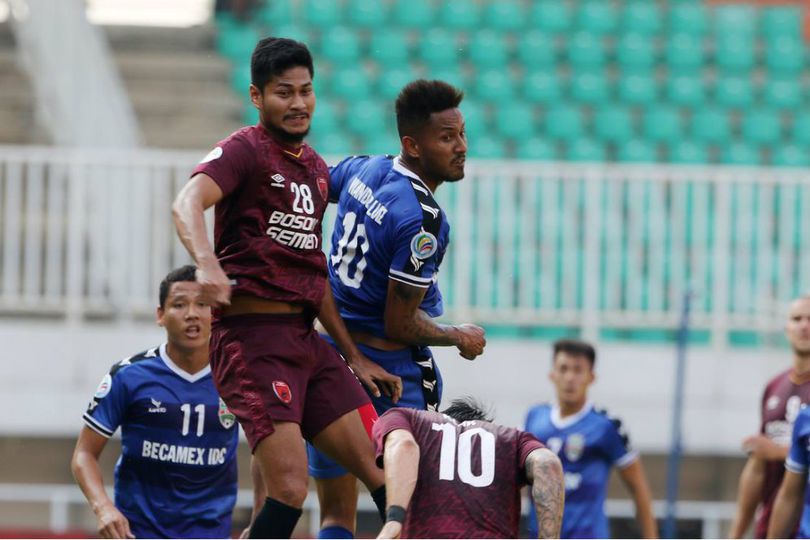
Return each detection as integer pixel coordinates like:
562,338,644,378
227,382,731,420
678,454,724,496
218,398,236,429
565,433,586,462
272,381,293,405
199,146,223,164
94,374,112,399
316,177,328,200
410,231,437,260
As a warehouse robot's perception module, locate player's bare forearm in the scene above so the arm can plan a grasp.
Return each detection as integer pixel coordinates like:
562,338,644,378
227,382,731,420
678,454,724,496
71,428,113,513
618,460,658,539
526,449,564,539
729,456,765,538
767,470,806,538
383,429,420,510
172,176,218,268
384,280,459,346
319,283,363,358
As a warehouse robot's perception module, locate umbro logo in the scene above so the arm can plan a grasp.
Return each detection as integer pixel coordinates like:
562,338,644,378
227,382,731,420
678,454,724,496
270,173,285,188
148,398,167,413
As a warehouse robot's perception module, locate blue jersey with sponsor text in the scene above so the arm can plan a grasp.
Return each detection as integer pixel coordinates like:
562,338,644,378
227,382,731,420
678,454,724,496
82,344,239,539
327,155,450,338
785,406,810,538
524,402,637,539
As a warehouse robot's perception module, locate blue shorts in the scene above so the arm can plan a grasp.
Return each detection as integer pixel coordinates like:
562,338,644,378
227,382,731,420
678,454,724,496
307,339,443,479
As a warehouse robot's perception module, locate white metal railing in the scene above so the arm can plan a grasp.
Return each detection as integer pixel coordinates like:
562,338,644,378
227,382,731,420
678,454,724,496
0,483,736,538
1,145,808,345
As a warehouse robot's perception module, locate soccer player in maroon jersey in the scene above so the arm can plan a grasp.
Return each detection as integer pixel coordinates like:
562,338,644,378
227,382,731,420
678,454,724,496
729,295,810,538
172,37,400,538
373,397,564,539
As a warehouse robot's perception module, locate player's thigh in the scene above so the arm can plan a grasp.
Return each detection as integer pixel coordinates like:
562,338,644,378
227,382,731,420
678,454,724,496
310,408,382,489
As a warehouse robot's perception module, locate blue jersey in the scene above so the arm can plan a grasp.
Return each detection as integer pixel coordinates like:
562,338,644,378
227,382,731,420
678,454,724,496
327,155,450,338
524,402,637,539
83,344,239,539
786,407,810,538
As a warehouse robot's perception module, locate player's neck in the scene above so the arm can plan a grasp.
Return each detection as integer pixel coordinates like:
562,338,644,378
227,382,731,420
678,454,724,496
165,342,209,375
793,353,810,380
399,156,439,193
260,121,304,150
557,399,588,418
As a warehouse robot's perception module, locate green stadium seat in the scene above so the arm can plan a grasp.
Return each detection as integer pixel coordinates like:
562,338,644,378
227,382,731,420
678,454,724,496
567,33,605,69
319,27,360,66
714,75,754,109
376,66,418,101
313,132,354,156
713,5,757,36
523,70,563,104
792,111,810,146
474,69,516,102
242,104,259,126
270,24,309,43
418,29,458,69
593,105,634,143
368,29,409,65
308,99,341,138
669,4,708,35
773,144,810,167
482,1,525,33
763,76,802,110
722,142,762,165
516,137,557,160
469,30,510,69
690,106,730,144
392,0,435,29
667,74,706,107
665,34,705,73
644,105,684,144
495,102,536,140
359,130,399,156
345,99,388,137
545,104,584,141
460,100,489,140
566,138,606,161
617,73,657,105
303,0,341,28
428,67,468,90
216,24,260,61
766,38,805,75
618,139,658,162
715,36,756,73
518,31,556,70
576,1,618,35
615,34,656,72
668,140,708,164
762,6,804,41
469,134,507,159
622,2,663,35
741,109,782,145
438,0,480,31
330,66,372,100
531,1,572,33
256,1,294,27
347,0,387,28
570,70,610,105
230,62,252,95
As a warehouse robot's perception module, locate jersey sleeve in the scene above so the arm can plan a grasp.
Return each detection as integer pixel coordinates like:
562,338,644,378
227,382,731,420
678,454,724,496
82,364,128,438
191,133,255,197
372,408,414,467
787,410,810,473
603,416,638,469
517,430,546,484
387,210,441,289
328,156,364,202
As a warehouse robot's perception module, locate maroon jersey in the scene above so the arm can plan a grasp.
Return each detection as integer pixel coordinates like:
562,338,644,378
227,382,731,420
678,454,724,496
373,408,544,539
755,368,810,538
192,125,331,311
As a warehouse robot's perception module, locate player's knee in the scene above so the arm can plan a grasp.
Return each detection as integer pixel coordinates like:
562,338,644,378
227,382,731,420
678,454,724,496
270,481,308,508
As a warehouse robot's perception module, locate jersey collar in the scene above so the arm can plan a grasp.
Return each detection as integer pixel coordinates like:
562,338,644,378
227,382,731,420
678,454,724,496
159,343,211,383
392,156,433,193
550,400,593,430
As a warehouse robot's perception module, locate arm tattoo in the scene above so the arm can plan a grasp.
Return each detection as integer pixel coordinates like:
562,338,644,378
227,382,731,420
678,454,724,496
527,450,564,539
390,282,457,346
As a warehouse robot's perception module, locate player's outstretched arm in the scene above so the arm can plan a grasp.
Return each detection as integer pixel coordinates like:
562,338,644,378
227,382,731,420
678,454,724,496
767,469,806,538
525,448,564,539
172,173,231,307
384,280,486,360
618,459,659,539
71,427,134,539
377,428,420,540
728,455,766,538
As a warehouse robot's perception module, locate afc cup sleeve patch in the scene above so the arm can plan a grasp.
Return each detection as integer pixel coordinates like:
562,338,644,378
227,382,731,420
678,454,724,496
94,373,113,399
199,146,223,164
409,230,438,260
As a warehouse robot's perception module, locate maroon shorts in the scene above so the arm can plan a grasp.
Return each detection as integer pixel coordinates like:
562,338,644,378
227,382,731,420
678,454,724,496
209,313,371,450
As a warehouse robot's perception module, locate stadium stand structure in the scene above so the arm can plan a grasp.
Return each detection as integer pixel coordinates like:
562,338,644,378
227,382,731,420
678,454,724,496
215,0,809,165
0,21,47,144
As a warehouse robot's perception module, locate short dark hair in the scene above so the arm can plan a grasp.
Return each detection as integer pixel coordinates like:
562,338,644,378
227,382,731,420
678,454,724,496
395,79,464,138
441,397,494,423
552,339,596,367
251,37,314,92
159,265,197,308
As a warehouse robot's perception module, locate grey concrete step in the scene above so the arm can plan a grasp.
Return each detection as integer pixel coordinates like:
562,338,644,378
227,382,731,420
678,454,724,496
105,24,216,53
115,50,233,83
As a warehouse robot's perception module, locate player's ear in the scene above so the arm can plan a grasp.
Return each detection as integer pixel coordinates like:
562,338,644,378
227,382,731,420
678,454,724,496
156,306,165,327
401,135,420,160
249,84,262,109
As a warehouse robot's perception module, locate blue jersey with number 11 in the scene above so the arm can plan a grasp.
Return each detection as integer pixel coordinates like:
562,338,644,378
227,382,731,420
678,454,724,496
328,155,450,338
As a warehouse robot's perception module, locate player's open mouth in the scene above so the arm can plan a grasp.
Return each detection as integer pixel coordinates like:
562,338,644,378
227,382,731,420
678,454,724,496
452,158,465,166
286,114,309,122
185,325,201,338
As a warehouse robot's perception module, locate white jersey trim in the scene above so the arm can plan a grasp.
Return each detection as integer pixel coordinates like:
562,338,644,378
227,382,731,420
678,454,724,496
615,450,639,469
392,156,433,194
389,271,431,289
786,457,807,474
160,343,211,383
83,413,114,438
550,401,594,430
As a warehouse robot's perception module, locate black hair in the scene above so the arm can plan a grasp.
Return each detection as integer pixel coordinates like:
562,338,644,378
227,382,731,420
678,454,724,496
158,265,197,308
441,396,494,423
251,37,314,92
552,338,596,368
395,79,464,138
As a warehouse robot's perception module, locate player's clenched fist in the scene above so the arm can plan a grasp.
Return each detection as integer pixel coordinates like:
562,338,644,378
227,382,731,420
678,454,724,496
95,503,134,539
195,263,231,307
452,323,486,360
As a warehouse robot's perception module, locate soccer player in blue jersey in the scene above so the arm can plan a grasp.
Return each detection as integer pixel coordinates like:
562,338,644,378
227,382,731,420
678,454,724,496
525,339,658,539
305,79,487,538
71,265,238,539
767,406,810,538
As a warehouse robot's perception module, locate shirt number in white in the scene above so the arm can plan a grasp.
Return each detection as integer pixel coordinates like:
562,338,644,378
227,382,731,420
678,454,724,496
291,182,315,214
331,211,369,288
431,422,495,487
180,403,205,436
